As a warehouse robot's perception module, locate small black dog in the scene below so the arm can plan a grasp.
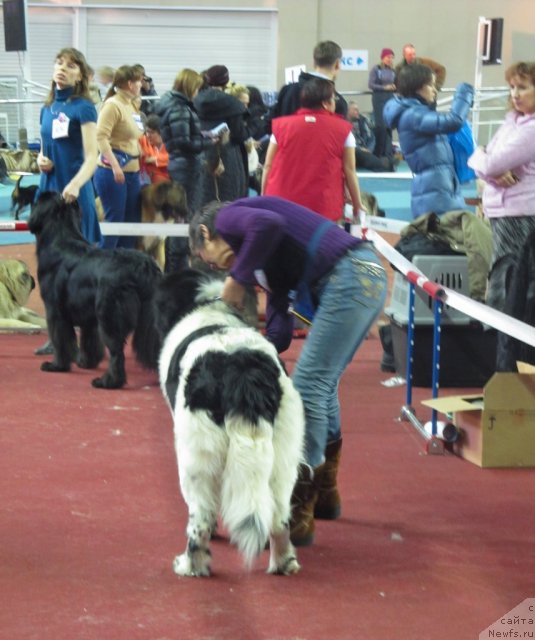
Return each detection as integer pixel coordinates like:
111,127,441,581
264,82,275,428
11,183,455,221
11,176,38,220
28,191,162,389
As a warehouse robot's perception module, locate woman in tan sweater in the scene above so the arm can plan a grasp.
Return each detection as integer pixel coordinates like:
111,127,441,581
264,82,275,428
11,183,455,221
94,65,144,249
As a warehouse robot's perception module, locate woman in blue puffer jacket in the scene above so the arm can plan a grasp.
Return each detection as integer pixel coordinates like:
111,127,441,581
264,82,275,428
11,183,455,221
384,63,474,218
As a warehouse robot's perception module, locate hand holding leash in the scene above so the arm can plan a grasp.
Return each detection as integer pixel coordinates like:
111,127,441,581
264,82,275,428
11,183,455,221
62,181,80,204
222,276,245,311
212,159,225,177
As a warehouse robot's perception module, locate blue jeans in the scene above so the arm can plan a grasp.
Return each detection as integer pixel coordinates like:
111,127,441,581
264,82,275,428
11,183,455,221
94,167,141,249
292,243,387,467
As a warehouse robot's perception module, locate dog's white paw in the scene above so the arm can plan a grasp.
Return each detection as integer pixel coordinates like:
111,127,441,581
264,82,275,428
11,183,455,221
173,553,211,578
267,554,301,576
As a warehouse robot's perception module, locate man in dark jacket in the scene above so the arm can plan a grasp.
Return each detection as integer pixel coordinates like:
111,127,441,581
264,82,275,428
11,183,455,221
134,64,159,116
267,40,347,131
395,44,447,91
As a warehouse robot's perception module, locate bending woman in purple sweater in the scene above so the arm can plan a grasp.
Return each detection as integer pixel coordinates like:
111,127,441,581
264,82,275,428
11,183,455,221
189,195,387,546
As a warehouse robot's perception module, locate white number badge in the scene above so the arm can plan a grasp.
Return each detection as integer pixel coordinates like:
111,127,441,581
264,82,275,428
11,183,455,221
52,112,70,139
132,113,144,131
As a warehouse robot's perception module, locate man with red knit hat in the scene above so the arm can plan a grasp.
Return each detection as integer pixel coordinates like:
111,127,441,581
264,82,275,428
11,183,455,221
368,47,397,158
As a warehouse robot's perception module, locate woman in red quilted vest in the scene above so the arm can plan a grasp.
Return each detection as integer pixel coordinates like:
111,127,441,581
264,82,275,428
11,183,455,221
262,77,365,223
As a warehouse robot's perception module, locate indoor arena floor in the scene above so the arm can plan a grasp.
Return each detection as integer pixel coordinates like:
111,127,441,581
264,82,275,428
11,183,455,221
2,240,535,640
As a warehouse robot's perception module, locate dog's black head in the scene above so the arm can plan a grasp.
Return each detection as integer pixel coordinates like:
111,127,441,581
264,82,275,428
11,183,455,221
153,268,223,338
28,191,84,238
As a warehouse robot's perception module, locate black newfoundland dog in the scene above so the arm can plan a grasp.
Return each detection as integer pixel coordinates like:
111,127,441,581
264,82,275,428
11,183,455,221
28,192,162,389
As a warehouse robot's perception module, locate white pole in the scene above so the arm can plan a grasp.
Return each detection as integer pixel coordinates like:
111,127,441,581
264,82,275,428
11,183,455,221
20,0,36,142
472,18,484,144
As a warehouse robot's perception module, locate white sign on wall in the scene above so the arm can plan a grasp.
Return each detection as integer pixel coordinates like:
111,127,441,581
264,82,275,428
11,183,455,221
341,50,368,71
285,64,306,84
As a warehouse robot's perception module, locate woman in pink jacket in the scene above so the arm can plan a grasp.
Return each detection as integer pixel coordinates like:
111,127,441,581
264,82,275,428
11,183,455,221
468,61,535,310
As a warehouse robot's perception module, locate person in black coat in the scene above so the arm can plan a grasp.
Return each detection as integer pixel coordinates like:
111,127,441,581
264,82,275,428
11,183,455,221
194,65,249,206
246,85,269,166
267,41,348,132
133,64,159,116
496,230,535,371
246,85,269,140
156,68,216,272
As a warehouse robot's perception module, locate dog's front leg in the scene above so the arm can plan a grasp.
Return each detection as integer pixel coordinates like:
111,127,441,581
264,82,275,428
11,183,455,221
173,512,214,577
40,318,76,373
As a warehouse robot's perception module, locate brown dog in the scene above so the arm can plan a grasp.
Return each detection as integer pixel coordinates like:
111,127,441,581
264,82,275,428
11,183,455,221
139,181,188,270
0,259,47,331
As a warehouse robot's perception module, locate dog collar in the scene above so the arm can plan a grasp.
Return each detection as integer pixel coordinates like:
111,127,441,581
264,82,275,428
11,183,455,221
196,296,245,321
197,295,222,307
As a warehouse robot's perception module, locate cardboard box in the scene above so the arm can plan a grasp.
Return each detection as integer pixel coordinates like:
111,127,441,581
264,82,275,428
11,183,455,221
422,373,535,468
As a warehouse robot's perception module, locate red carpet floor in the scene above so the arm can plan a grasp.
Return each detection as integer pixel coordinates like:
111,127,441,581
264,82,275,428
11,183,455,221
2,329,535,640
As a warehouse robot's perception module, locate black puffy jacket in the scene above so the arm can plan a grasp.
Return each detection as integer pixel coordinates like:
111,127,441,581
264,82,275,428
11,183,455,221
156,90,213,212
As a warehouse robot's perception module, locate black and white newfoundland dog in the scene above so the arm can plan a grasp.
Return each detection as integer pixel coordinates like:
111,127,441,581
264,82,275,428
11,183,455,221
154,269,305,577
28,192,162,389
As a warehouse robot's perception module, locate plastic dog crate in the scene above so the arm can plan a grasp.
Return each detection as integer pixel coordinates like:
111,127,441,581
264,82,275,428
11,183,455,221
385,255,471,326
384,254,496,387
389,319,497,387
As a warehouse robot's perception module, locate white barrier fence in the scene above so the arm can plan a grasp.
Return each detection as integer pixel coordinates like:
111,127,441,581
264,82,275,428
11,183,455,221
98,219,535,351
99,222,189,237
3,217,534,352
367,228,535,350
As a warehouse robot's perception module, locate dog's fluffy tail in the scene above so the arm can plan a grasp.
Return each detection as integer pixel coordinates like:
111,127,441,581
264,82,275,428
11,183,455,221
221,416,275,566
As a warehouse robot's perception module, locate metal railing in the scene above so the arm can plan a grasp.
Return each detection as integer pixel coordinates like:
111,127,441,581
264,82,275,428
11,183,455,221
0,77,48,145
0,79,509,149
342,86,509,147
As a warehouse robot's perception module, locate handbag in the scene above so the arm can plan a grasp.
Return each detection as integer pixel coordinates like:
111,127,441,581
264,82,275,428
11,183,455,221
289,220,334,325
448,121,477,184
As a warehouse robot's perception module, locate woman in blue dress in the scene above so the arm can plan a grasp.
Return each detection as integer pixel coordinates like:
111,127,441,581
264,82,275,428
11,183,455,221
35,47,101,355
37,47,101,244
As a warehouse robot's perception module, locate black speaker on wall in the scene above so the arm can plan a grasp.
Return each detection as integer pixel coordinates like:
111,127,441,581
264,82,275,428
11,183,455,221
3,0,27,52
483,17,504,66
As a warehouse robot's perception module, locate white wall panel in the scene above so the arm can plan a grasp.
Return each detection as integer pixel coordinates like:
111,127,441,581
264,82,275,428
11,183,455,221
0,5,277,141
85,8,277,94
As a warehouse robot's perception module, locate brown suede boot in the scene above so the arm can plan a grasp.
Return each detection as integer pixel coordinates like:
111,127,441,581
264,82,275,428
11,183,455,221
289,463,324,547
314,438,342,520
